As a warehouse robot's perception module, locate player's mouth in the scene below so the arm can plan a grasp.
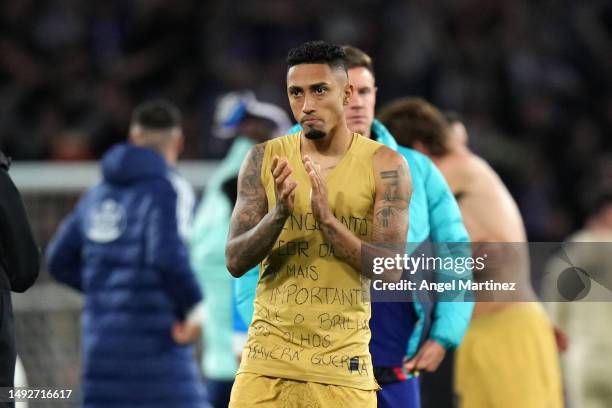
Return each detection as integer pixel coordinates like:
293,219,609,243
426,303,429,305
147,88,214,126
347,115,367,123
301,117,321,127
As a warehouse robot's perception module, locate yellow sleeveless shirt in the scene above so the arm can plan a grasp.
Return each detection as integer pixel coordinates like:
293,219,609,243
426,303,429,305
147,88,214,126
238,132,383,390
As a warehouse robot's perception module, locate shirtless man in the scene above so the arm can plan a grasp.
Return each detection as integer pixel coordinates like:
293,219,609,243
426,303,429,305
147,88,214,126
378,98,563,408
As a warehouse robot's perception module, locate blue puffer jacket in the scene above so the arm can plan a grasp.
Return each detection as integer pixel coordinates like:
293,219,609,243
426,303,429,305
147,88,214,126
47,144,205,408
235,121,473,363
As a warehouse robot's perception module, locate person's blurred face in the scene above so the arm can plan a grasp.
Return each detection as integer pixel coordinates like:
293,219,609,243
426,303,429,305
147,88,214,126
346,67,377,139
287,63,352,140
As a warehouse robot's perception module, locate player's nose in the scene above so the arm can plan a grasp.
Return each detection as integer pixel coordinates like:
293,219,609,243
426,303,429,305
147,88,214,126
302,94,316,113
349,94,363,109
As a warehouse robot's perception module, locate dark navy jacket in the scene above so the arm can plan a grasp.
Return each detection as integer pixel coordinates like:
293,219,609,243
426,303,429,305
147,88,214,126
47,144,205,408
1,151,40,393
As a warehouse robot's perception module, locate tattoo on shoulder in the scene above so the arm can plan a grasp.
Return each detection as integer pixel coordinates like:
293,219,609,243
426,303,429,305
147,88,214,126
380,166,401,202
376,163,409,230
241,143,265,194
381,170,398,179
233,143,267,235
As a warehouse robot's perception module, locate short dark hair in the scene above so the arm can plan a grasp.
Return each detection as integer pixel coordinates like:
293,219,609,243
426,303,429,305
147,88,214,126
342,45,374,77
131,99,181,130
378,97,450,156
286,41,347,72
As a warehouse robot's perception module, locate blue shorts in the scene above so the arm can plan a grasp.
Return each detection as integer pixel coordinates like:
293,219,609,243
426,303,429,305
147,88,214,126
206,379,233,408
378,377,420,408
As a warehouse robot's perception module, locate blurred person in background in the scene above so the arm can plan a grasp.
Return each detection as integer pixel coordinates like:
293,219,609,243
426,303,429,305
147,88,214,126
340,47,472,408
379,98,563,408
415,110,471,408
544,193,612,408
46,100,207,408
0,151,40,408
235,45,473,408
190,90,290,408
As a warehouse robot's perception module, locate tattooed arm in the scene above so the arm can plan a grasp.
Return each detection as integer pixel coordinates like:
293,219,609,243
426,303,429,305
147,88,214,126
303,147,410,281
226,144,298,277
370,147,411,281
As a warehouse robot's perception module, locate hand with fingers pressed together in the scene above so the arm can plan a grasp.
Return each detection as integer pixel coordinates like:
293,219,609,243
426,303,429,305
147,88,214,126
302,155,333,225
271,155,298,216
403,339,446,375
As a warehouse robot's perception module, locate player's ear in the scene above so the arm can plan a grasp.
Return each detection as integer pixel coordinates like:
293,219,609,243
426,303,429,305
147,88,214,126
343,83,353,106
174,130,185,156
413,141,429,155
128,125,141,145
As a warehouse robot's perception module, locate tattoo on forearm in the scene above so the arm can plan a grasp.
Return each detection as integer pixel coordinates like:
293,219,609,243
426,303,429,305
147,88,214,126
231,208,287,272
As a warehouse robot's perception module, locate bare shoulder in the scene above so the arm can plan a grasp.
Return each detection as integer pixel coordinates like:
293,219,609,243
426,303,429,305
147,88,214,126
371,145,410,244
243,142,267,170
230,142,269,238
373,145,408,171
460,151,526,240
464,152,506,188
238,142,267,187
372,145,411,197
467,152,493,173
441,149,495,192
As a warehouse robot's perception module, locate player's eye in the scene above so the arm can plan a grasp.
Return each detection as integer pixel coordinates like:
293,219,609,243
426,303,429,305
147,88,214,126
289,89,302,97
360,88,371,96
314,86,327,95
